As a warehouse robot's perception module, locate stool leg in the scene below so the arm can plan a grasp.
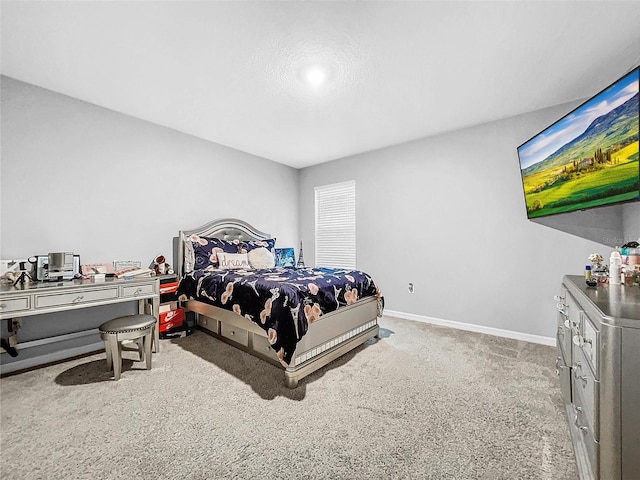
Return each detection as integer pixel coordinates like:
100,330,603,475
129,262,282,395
104,340,113,372
109,335,122,380
144,331,152,370
152,318,160,354
135,338,145,362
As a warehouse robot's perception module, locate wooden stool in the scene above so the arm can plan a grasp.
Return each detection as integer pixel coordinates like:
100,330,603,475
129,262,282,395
99,314,156,380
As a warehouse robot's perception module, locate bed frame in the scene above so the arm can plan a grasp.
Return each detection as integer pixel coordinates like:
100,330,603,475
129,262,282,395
174,218,380,388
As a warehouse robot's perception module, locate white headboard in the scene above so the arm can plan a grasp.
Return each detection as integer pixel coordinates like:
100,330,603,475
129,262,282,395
175,218,271,276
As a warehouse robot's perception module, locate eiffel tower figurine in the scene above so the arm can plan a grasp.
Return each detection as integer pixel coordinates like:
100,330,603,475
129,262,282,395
296,240,306,268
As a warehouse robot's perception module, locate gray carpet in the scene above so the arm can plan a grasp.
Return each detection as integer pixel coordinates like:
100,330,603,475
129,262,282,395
0,316,578,480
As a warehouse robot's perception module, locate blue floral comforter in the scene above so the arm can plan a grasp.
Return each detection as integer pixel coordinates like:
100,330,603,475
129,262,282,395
177,266,382,366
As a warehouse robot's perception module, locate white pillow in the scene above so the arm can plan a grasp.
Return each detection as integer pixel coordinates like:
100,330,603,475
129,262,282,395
248,247,275,269
183,238,195,273
216,252,250,270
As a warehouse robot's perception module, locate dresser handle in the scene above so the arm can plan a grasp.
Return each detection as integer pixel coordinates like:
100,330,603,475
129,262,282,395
574,373,588,386
0,303,5,309
555,358,568,375
72,295,84,304
133,288,142,296
580,338,593,348
579,426,588,434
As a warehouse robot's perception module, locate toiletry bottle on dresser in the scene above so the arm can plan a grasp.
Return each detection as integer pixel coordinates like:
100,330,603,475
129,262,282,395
609,250,621,285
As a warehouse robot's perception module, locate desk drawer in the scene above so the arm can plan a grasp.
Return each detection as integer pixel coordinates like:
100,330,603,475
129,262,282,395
0,296,30,315
35,287,119,308
120,283,157,298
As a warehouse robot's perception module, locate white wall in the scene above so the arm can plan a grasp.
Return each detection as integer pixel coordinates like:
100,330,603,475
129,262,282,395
2,75,637,346
623,203,640,243
0,76,299,266
299,102,624,340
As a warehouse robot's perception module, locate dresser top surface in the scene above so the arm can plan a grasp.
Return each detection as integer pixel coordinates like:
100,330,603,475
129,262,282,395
564,275,640,324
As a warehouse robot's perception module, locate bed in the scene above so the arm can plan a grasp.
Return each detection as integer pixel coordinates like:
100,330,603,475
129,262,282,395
174,218,383,388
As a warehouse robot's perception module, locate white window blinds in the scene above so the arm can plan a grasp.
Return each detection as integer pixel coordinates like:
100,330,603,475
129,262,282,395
314,180,356,269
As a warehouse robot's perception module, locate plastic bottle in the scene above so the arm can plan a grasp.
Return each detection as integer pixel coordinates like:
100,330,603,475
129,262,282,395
609,250,621,285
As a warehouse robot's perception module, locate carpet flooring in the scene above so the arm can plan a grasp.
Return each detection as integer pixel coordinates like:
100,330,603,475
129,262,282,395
0,316,578,479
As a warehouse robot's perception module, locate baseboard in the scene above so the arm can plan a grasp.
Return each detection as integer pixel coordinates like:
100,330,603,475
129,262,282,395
0,342,104,376
384,310,556,347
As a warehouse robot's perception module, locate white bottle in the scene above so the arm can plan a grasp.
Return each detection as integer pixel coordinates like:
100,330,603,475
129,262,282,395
609,251,621,285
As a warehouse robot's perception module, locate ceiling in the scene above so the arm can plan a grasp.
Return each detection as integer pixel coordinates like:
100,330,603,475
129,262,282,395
2,1,640,169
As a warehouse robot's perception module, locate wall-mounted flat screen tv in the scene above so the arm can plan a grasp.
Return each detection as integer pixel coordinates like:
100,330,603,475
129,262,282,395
517,67,639,219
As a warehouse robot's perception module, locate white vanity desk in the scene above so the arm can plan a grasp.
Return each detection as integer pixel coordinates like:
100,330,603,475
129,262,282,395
0,276,159,374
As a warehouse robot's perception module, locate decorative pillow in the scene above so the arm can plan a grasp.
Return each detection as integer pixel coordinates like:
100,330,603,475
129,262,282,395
274,248,295,267
239,238,276,254
248,247,275,269
216,252,250,270
183,238,196,273
190,235,239,270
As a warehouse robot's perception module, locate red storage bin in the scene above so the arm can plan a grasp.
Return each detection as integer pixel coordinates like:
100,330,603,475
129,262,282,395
159,282,178,294
159,307,184,333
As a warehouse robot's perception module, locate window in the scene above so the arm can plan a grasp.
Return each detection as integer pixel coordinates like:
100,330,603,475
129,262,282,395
314,180,356,269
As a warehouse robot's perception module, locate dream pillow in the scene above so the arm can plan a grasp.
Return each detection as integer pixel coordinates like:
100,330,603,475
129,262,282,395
216,252,250,270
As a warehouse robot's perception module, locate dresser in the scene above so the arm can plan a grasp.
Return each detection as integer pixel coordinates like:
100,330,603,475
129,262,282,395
555,275,640,480
0,276,159,374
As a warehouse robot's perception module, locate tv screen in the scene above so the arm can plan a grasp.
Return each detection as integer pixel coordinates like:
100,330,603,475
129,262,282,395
517,67,639,219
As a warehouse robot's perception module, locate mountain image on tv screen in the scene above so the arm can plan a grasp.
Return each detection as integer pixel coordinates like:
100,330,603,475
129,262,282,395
517,67,639,219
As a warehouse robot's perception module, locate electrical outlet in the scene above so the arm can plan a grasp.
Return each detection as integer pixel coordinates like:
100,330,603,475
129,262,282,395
408,283,414,294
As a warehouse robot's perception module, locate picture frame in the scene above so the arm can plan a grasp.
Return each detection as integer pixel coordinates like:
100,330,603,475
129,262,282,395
274,248,296,267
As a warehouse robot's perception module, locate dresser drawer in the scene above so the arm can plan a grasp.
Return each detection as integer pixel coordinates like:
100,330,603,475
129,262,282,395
580,313,598,374
0,296,30,315
35,287,119,308
220,323,249,347
556,355,572,405
570,404,600,479
573,346,599,441
120,283,157,298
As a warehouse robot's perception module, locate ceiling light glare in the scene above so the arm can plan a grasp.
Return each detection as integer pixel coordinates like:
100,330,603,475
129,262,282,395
304,66,328,87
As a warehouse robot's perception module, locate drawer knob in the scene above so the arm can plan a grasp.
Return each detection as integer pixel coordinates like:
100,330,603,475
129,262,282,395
554,295,565,302
72,295,84,304
133,288,142,296
0,303,5,309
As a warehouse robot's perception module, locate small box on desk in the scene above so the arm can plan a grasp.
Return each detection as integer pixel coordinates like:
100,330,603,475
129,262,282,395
159,307,184,333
